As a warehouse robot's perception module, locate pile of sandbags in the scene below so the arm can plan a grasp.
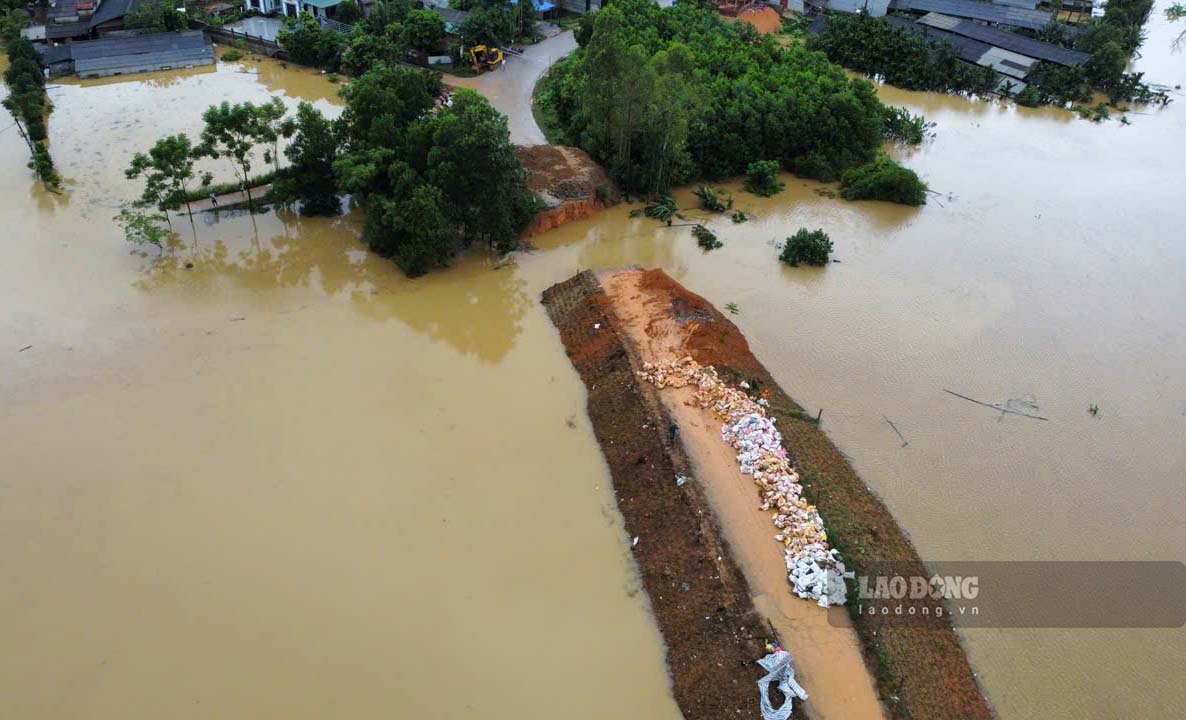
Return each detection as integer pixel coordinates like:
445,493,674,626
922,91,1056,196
639,358,852,607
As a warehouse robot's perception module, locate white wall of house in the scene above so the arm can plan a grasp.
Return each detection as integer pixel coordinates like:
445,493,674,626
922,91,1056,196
249,0,333,18
243,0,280,13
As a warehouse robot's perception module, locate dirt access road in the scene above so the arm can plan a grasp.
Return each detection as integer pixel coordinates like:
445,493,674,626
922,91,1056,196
447,32,578,145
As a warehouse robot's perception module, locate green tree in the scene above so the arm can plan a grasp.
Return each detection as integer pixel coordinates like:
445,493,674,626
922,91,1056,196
335,67,536,275
404,9,446,52
744,160,784,197
198,101,283,211
336,0,363,23
273,103,342,216
364,0,412,34
369,184,454,276
0,7,30,42
115,206,172,251
539,0,888,193
340,27,406,76
4,37,59,187
337,64,442,148
126,134,208,219
410,89,537,253
457,5,514,47
278,11,346,69
124,0,184,33
252,97,290,175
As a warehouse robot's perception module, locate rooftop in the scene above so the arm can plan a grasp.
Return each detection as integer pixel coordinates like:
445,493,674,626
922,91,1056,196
890,0,1053,31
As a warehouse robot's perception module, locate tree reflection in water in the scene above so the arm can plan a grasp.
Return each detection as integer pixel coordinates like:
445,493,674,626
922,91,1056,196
136,206,530,364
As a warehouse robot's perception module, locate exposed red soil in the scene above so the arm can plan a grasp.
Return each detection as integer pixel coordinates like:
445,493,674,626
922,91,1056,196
522,197,606,237
619,269,995,720
541,272,773,720
736,6,784,36
516,145,615,237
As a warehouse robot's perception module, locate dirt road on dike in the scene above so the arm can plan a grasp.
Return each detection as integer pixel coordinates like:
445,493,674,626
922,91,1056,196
600,269,888,720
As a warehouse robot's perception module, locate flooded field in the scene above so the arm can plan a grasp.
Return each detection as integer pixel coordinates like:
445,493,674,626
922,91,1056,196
3,10,1185,720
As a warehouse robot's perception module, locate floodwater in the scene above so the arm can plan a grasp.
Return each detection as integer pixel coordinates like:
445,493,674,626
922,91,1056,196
0,57,682,720
1,10,1184,720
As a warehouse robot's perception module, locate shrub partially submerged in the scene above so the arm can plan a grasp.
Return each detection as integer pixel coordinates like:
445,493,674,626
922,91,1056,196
693,224,722,250
839,156,927,206
781,228,832,267
693,185,732,212
881,106,931,145
744,160,785,197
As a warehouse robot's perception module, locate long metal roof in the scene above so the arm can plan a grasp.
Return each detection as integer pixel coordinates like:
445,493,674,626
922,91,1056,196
883,15,1036,78
890,0,1053,31
917,12,1091,65
69,31,210,61
75,46,214,76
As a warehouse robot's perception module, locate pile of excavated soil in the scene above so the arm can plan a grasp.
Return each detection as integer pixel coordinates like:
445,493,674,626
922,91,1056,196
516,144,609,204
736,6,783,36
541,272,772,720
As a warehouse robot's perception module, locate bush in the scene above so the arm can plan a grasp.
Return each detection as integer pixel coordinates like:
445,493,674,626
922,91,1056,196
781,229,832,267
221,49,243,61
693,185,731,212
744,160,784,197
839,156,927,206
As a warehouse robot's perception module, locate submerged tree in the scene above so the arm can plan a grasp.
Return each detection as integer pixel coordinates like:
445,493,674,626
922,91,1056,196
254,97,290,176
197,100,287,211
115,206,172,252
126,134,208,219
273,103,342,216
781,229,833,267
744,160,785,197
335,66,536,276
839,155,928,207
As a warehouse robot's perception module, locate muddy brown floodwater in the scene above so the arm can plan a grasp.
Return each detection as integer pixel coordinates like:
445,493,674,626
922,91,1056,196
2,11,1185,720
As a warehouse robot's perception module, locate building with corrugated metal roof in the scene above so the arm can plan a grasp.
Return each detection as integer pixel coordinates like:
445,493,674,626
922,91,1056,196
915,12,1091,66
890,0,1053,31
41,31,216,78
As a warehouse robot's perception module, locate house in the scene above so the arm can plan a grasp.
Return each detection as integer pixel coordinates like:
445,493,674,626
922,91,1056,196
45,0,167,41
46,0,97,41
245,0,345,19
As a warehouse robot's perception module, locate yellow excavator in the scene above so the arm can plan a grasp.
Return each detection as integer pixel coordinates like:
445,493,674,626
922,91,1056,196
469,45,504,73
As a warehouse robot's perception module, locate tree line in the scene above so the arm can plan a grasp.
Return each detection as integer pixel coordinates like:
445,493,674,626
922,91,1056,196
3,34,59,188
122,66,537,276
534,0,925,201
276,0,533,74
809,8,1168,111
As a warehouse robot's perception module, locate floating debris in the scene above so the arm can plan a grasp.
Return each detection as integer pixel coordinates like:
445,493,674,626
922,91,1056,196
639,357,852,607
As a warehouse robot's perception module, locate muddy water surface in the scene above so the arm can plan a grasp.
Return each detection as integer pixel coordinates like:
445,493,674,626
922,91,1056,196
4,11,1186,720
1,57,682,720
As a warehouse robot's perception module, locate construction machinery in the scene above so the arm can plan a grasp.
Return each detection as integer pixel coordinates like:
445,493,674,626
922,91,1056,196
468,45,504,73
